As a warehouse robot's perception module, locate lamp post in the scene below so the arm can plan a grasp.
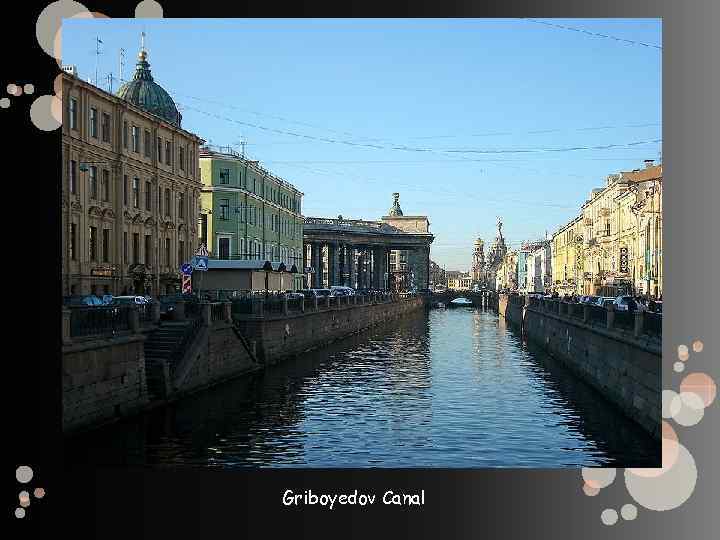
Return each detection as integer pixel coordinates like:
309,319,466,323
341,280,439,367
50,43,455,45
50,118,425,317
262,260,273,299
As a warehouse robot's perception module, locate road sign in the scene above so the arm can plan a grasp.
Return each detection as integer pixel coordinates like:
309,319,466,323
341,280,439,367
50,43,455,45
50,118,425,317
304,266,315,273
181,263,193,275
191,256,209,271
195,244,209,257
182,274,192,294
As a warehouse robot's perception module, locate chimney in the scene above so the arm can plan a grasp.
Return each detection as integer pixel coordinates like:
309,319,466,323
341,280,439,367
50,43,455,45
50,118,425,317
644,159,654,168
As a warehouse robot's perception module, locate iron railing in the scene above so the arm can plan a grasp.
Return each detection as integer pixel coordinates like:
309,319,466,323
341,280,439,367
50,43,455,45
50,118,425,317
210,303,226,322
69,306,132,338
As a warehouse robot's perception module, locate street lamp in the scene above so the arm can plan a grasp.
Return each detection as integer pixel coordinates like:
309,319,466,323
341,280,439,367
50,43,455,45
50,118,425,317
262,260,273,299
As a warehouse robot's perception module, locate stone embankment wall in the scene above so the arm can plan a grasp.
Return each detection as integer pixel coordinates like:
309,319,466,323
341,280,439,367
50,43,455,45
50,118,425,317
235,296,425,364
62,334,149,433
498,294,660,439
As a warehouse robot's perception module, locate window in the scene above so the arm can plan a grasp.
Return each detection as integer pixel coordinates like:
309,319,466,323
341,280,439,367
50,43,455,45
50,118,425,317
605,221,611,237
164,189,171,217
132,233,139,264
89,166,98,199
165,238,171,266
178,193,185,219
132,126,140,153
123,121,128,148
70,223,77,260
69,160,77,194
219,199,230,220
158,185,162,214
165,141,172,165
157,137,163,163
123,232,128,263
178,240,185,265
89,226,98,261
101,169,110,202
179,146,185,171
69,98,78,130
123,175,128,206
144,130,151,157
189,150,194,176
145,235,152,265
102,229,110,262
145,181,152,210
101,112,110,143
89,108,97,138
132,178,140,208
219,168,230,184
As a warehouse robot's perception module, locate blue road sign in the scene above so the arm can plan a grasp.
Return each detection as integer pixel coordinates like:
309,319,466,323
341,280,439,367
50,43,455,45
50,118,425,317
191,256,209,271
181,263,193,275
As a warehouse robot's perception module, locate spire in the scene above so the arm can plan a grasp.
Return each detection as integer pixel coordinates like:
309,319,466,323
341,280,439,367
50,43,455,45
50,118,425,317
388,192,404,216
133,32,153,82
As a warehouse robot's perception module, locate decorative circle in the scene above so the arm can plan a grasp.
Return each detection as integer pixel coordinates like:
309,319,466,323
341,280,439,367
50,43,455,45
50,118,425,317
15,507,25,519
662,389,679,419
0,98,10,109
582,467,616,489
135,0,164,18
680,372,717,408
53,73,63,98
627,421,679,478
30,95,63,131
670,392,705,426
7,83,22,96
620,503,638,521
674,361,685,373
34,487,46,499
601,508,618,526
19,491,30,507
583,483,600,496
678,344,689,361
691,340,703,353
36,1,91,60
16,465,33,483
23,84,35,95
625,442,697,511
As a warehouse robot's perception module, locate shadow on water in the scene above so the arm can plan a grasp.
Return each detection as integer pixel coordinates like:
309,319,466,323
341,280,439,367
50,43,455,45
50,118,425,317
64,307,658,468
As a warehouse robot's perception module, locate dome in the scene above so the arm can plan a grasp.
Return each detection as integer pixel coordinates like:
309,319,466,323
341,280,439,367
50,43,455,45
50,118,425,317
116,48,181,127
388,192,404,216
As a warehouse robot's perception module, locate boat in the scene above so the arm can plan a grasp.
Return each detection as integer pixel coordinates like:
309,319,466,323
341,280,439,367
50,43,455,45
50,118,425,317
449,297,474,307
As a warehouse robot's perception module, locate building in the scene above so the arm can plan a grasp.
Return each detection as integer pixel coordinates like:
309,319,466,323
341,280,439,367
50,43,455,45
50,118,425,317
448,273,472,290
61,42,204,296
429,260,446,289
484,218,508,290
302,194,434,292
495,250,519,292
551,215,583,296
525,240,552,293
579,161,662,297
199,146,305,290
470,237,486,285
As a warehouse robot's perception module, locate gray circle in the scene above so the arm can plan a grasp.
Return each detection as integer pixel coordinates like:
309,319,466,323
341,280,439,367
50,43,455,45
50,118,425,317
674,361,685,373
15,507,26,518
621,503,638,521
601,508,618,526
30,95,62,131
135,0,164,18
24,84,35,95
16,465,33,483
0,98,10,109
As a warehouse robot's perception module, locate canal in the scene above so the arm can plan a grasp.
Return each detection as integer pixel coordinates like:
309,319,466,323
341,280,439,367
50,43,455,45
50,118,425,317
65,307,658,468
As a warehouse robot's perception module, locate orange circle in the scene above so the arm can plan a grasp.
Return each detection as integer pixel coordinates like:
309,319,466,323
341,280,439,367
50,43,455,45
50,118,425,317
680,373,717,408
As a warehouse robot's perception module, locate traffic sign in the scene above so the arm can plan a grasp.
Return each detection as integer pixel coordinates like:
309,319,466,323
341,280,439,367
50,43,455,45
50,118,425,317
191,256,209,271
195,243,209,257
181,263,193,275
182,274,192,294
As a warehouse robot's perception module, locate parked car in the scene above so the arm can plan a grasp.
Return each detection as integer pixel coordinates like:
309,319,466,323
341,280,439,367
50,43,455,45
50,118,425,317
648,300,663,314
157,293,200,319
592,296,615,308
112,295,150,306
356,288,375,295
614,295,638,312
330,286,355,296
284,291,305,300
304,288,332,298
63,295,104,307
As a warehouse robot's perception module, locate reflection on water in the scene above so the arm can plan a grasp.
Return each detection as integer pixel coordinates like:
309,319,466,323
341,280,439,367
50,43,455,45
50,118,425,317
65,308,659,468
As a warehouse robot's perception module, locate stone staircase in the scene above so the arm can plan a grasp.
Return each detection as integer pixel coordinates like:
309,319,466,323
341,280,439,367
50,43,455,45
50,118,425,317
144,320,202,400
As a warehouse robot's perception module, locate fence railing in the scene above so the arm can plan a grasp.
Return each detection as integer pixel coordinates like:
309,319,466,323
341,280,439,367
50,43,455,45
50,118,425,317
69,306,132,338
588,305,607,326
210,302,226,322
614,310,635,332
644,312,662,338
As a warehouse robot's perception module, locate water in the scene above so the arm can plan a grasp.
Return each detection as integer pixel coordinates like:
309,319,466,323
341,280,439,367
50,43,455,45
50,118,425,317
65,308,659,468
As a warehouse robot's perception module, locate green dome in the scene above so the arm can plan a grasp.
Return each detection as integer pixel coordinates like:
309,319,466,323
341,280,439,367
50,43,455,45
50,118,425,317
116,49,181,127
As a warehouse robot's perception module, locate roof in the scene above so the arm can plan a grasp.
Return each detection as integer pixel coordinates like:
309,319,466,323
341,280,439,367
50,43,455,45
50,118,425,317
206,260,297,272
621,164,662,183
116,48,181,127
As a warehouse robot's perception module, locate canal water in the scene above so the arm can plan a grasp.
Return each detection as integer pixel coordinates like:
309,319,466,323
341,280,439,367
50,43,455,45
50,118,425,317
65,307,658,468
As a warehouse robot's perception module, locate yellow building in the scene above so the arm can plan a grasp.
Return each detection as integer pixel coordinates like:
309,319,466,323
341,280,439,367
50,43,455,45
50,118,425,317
495,250,519,291
551,216,583,295
579,162,662,297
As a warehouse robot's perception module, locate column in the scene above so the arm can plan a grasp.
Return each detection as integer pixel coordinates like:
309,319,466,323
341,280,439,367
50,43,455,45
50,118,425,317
372,247,382,290
312,242,322,288
347,246,355,288
339,244,346,286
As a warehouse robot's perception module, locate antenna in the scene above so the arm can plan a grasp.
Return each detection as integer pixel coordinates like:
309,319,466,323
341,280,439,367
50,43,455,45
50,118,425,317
95,36,103,87
107,72,116,93
119,48,126,82
235,136,247,158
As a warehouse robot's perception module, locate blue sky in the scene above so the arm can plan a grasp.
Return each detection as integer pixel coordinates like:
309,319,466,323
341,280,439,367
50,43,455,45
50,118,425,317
63,18,661,271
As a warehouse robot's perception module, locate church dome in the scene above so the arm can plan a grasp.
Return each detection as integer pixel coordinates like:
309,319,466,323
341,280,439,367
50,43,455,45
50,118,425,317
116,47,181,127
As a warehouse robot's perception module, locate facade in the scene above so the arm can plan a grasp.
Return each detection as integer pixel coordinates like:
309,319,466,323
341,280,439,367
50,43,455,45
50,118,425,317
470,238,486,285
484,218,508,290
448,273,472,290
526,240,552,293
579,162,663,297
61,45,204,296
429,260,446,289
495,250,519,292
199,146,304,290
302,194,434,292
551,215,583,296
516,250,530,293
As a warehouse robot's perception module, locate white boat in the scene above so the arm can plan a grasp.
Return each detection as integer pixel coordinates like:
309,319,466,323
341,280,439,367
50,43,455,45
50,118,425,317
449,297,473,307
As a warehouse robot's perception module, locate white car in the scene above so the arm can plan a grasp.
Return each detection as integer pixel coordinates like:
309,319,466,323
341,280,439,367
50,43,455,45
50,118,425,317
330,286,355,296
112,295,149,305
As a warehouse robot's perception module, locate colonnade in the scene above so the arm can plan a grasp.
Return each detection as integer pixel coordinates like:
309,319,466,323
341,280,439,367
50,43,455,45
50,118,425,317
304,242,392,290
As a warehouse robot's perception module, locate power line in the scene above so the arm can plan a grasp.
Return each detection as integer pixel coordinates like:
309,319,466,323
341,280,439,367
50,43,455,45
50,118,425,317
407,122,660,140
525,19,662,50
